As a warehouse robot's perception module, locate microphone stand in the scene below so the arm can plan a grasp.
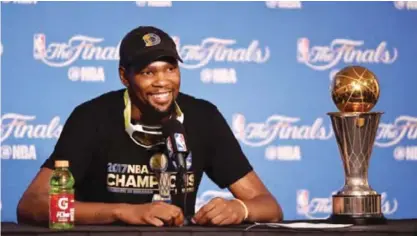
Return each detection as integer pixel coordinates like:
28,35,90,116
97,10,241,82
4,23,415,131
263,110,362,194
175,163,190,225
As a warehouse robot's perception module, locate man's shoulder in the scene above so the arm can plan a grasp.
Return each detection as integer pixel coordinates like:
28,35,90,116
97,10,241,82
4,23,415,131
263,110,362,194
72,89,125,115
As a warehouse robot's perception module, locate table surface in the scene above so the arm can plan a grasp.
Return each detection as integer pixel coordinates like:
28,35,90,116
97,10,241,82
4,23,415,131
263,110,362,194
2,218,417,236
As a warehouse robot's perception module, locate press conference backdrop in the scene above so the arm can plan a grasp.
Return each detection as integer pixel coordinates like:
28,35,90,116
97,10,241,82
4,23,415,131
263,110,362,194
2,1,417,222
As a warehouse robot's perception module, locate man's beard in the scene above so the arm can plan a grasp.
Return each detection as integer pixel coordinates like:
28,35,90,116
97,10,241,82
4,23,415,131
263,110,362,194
131,94,176,126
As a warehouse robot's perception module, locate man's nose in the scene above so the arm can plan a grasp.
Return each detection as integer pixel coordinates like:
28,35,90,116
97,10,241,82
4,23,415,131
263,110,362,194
152,72,169,87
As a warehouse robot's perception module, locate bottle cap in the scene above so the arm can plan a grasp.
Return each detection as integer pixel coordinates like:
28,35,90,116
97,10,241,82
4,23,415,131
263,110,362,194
55,160,69,168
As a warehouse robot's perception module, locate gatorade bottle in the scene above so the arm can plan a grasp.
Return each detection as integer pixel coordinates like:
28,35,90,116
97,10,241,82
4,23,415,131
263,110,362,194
49,160,75,229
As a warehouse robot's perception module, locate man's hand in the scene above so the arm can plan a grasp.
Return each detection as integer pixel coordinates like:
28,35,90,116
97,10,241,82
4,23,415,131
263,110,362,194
192,197,246,225
114,201,184,226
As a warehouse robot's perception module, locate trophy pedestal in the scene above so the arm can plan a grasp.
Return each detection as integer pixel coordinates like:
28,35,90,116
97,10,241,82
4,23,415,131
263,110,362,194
329,214,386,225
329,194,386,225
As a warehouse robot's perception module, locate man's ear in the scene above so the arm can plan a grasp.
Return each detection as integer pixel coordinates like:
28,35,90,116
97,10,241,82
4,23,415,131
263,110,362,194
119,66,130,88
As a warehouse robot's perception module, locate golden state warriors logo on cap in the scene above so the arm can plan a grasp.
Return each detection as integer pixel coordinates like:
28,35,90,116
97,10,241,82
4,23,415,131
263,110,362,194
143,33,161,47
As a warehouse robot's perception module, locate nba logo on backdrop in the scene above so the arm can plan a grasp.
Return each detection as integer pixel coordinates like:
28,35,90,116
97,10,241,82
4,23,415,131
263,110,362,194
296,189,310,215
232,113,246,140
31,33,110,82
296,37,398,71
33,34,46,59
297,38,309,63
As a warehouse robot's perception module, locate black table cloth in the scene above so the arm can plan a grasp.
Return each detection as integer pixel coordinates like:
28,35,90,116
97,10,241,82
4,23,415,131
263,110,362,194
2,218,416,236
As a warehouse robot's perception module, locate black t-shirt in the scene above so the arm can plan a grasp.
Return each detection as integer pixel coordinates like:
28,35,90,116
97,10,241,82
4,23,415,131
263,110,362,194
42,89,253,217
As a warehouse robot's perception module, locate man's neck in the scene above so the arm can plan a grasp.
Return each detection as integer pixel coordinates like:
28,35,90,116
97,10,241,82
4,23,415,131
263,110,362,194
130,105,142,121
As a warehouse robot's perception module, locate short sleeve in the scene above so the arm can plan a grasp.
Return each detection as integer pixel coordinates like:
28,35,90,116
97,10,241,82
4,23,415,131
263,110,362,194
204,105,253,189
42,103,97,185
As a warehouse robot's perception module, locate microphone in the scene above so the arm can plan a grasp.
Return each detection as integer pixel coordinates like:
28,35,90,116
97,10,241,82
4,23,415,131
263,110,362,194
162,119,189,172
162,118,192,225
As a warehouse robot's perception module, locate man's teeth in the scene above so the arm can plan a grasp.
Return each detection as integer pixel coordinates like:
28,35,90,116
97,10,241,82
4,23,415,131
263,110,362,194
151,92,169,99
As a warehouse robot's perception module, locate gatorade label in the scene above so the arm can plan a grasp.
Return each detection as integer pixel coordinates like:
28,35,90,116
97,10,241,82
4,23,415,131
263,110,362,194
49,193,75,223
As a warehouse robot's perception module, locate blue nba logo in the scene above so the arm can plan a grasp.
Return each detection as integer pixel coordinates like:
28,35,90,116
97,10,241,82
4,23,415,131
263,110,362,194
297,37,310,63
33,34,46,59
232,113,246,140
174,133,187,152
296,189,310,215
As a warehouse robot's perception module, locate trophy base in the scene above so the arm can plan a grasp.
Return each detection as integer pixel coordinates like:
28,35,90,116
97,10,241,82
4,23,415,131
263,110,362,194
328,213,387,225
329,194,386,225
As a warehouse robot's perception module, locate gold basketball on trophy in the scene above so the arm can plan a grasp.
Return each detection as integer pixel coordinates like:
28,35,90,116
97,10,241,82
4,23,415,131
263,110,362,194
331,65,380,113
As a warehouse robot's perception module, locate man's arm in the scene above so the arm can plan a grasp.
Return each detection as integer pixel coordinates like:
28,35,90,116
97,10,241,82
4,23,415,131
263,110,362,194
16,104,125,225
17,168,120,225
228,170,283,223
192,170,283,225
17,168,184,226
193,103,283,225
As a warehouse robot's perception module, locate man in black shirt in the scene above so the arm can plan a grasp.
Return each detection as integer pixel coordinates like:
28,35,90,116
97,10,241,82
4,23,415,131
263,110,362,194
17,26,283,227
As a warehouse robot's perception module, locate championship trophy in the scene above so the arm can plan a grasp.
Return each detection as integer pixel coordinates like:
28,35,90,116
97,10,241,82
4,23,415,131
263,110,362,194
149,153,172,203
327,65,386,225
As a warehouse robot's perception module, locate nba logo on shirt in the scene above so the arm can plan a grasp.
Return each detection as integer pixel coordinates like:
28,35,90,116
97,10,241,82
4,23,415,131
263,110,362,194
174,133,187,152
296,189,310,215
33,34,46,59
297,37,310,63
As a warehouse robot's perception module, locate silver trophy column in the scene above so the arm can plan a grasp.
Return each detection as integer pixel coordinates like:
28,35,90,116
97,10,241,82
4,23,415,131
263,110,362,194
328,112,386,224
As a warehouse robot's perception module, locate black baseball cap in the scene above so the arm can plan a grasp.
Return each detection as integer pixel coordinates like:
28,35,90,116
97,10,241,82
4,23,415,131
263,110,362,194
119,26,183,71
